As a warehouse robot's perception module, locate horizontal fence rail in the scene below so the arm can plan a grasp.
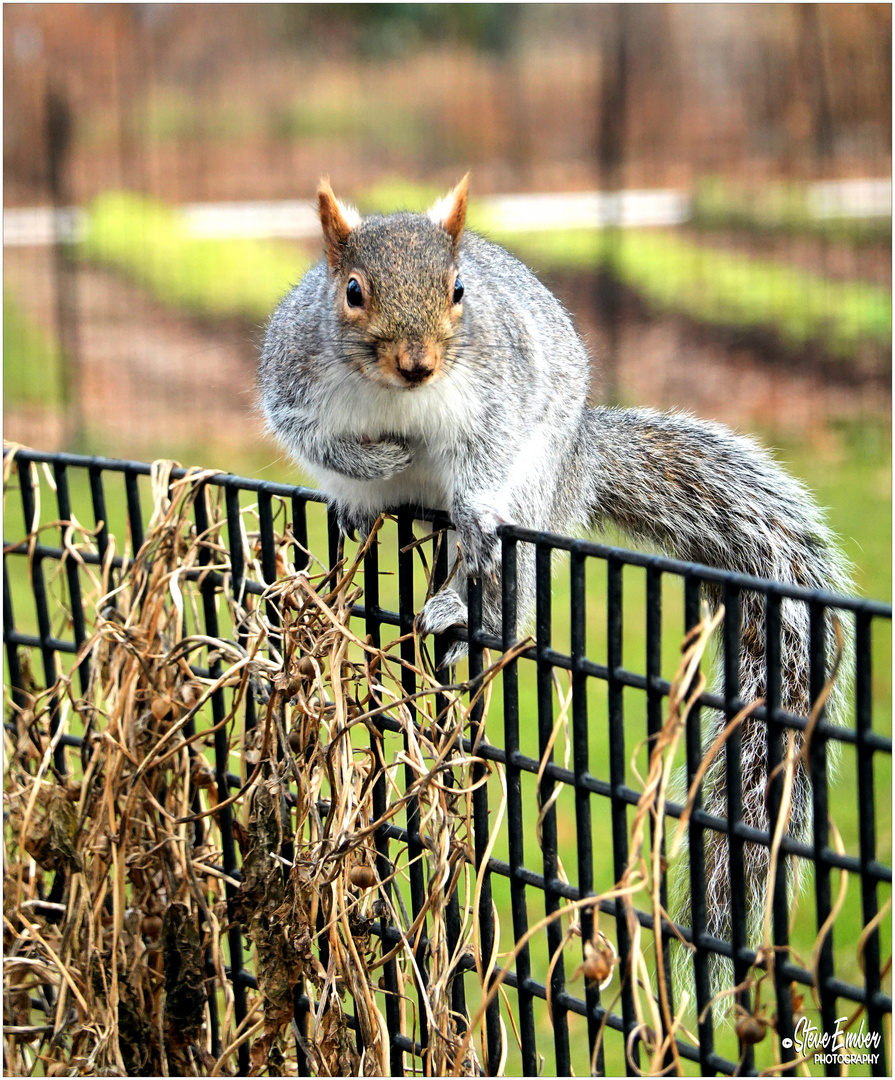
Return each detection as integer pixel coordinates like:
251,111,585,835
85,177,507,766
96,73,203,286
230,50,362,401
3,447,892,1078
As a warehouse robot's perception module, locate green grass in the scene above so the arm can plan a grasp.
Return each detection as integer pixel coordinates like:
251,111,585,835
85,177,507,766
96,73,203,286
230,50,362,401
781,418,892,604
355,177,447,215
691,175,893,245
3,290,64,408
86,88,426,149
492,225,891,363
273,97,425,150
79,191,309,322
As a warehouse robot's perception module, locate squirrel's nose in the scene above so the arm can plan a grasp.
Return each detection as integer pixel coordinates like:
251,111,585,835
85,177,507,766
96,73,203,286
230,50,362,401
394,343,440,385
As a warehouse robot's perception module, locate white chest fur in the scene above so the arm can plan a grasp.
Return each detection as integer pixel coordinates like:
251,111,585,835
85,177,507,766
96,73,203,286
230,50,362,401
322,362,482,441
308,364,484,513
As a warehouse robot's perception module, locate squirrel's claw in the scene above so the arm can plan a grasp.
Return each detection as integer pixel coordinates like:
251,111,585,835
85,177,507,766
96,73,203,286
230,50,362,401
415,588,468,637
416,589,470,670
438,639,469,669
335,505,378,545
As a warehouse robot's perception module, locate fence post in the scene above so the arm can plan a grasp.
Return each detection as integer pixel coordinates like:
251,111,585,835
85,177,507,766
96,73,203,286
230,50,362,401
593,4,630,406
46,82,83,449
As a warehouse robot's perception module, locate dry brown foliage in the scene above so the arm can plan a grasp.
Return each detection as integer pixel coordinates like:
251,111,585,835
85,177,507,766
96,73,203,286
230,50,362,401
3,455,528,1076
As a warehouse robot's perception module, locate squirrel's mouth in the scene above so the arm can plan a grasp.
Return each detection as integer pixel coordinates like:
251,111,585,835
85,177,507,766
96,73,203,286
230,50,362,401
376,367,446,392
375,341,445,389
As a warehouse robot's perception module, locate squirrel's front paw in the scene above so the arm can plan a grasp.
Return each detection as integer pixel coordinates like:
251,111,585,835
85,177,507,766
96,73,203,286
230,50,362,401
453,505,510,579
415,588,469,636
335,505,380,543
354,437,412,481
415,589,469,667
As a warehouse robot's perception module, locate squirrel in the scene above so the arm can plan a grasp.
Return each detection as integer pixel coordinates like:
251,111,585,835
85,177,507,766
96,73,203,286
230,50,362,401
258,175,852,992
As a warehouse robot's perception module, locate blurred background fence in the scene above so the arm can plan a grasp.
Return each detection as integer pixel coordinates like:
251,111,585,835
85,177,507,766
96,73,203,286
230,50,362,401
3,3,891,462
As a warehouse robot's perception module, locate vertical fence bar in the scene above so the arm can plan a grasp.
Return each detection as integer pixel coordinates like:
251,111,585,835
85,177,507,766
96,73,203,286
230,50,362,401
808,601,839,1075
327,504,340,570
89,464,115,772
124,468,145,555
290,483,312,1057
607,557,638,1069
364,530,404,1077
432,517,469,1032
645,563,676,1045
468,570,503,1075
570,548,604,1074
193,484,250,1077
722,583,754,1071
501,536,538,1074
18,461,66,775
684,574,715,1072
225,487,258,738
290,487,312,1060
431,517,453,679
88,464,111,578
188,485,224,1067
52,461,89,697
288,486,312,1068
764,592,797,1073
855,610,886,1075
397,512,431,1062
225,487,246,604
3,559,28,718
258,489,282,650
291,494,310,575
535,543,572,1075
319,508,348,993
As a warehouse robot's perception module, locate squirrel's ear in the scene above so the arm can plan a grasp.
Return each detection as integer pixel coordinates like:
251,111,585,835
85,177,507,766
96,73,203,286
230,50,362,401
318,178,360,269
428,173,469,254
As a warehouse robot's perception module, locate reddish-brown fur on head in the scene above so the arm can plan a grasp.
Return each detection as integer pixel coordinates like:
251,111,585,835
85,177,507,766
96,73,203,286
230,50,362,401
427,173,469,255
318,177,361,269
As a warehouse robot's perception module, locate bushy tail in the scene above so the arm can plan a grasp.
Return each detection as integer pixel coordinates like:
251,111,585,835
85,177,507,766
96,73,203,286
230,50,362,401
577,406,852,991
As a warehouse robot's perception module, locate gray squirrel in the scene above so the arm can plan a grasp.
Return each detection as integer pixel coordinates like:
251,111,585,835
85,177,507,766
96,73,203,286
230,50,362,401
258,175,851,989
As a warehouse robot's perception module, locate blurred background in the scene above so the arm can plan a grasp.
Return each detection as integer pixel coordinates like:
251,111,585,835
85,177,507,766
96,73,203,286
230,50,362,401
3,2,891,596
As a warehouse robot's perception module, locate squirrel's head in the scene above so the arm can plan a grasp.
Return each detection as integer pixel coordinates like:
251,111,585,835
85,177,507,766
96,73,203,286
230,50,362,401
317,175,469,389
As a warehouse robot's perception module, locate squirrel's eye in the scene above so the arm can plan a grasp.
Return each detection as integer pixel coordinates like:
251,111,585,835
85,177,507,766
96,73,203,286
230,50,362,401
452,278,464,305
346,277,364,308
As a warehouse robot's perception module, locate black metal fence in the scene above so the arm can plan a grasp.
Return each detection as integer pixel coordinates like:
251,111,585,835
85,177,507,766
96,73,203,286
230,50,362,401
3,447,892,1077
